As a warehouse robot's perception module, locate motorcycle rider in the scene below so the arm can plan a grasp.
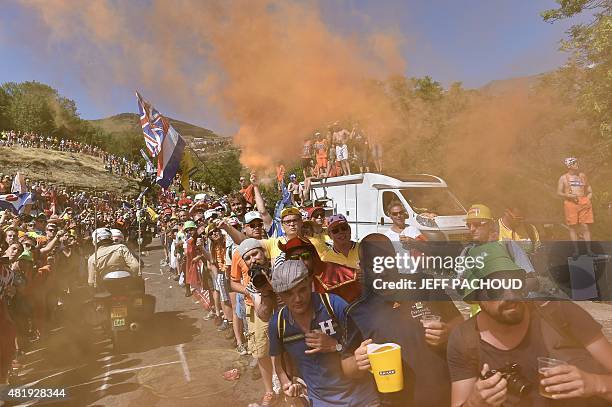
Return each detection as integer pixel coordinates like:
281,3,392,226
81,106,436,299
110,229,125,244
87,227,140,288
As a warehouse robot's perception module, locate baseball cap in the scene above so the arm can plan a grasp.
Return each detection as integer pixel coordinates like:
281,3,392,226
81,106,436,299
244,211,263,224
278,237,316,254
280,207,301,219
306,206,324,219
204,209,217,220
271,260,309,293
237,238,263,258
466,204,493,222
327,214,347,228
183,221,197,230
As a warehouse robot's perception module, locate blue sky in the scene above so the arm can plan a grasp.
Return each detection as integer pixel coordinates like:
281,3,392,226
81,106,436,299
0,0,593,134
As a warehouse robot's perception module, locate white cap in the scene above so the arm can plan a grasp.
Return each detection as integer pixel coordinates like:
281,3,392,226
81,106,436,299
244,211,263,224
204,209,217,220
110,229,124,238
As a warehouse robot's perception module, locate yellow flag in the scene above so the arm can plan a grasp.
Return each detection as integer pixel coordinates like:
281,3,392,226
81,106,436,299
146,206,158,221
180,150,197,191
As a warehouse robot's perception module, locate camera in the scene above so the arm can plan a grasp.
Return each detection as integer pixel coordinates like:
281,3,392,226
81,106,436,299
481,363,531,397
248,264,270,290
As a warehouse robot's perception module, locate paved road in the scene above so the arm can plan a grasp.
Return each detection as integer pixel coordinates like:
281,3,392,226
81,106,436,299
3,240,262,406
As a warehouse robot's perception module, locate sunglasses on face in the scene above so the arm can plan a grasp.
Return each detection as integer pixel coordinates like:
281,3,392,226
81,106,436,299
287,252,312,261
390,211,406,217
22,242,33,248
330,223,350,234
247,221,264,228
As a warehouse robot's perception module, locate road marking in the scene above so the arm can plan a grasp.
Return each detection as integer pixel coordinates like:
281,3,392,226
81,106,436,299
177,344,191,382
142,271,160,275
65,361,182,390
13,365,87,389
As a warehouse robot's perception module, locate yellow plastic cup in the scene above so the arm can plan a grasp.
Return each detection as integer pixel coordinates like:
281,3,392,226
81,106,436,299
366,342,404,393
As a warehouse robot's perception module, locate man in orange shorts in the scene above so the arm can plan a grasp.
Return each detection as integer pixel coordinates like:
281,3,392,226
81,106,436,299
557,157,595,256
313,132,328,178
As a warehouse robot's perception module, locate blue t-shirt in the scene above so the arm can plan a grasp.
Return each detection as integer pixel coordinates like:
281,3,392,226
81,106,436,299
269,293,378,407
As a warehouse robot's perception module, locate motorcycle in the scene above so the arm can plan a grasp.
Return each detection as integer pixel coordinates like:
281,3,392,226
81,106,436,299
90,270,155,353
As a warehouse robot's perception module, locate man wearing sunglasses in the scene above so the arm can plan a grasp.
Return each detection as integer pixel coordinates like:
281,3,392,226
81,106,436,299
463,205,537,295
318,214,359,269
229,212,266,356
448,253,612,407
278,236,362,303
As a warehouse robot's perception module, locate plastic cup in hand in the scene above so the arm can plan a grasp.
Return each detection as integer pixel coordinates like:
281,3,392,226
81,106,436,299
538,357,567,398
366,343,404,393
420,314,441,326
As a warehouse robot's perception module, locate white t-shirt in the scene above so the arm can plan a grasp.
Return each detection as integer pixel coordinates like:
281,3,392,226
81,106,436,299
385,225,423,274
384,225,422,241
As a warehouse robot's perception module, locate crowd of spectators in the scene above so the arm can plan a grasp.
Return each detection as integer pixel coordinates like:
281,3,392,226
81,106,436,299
0,130,144,179
0,170,156,389
152,163,612,407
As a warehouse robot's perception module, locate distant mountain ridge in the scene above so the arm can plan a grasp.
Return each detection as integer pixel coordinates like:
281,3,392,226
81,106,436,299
479,73,543,96
88,113,222,141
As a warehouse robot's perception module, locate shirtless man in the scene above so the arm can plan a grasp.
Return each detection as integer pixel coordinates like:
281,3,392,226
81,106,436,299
557,157,594,256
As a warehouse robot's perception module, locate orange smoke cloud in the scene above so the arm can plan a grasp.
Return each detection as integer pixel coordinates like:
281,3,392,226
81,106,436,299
16,0,406,169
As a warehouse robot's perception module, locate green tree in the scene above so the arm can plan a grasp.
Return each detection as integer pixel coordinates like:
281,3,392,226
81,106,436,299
541,0,612,137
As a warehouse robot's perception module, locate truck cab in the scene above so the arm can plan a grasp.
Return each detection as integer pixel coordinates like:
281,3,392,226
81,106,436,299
308,173,469,241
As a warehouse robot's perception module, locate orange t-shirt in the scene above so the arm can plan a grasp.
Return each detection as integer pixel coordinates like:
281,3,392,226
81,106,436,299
230,249,253,306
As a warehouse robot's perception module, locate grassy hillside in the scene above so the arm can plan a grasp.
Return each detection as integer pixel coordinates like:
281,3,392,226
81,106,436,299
0,147,140,195
88,113,221,141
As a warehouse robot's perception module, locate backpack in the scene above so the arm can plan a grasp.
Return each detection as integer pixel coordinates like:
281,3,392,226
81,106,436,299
276,293,340,406
455,302,606,374
277,292,342,345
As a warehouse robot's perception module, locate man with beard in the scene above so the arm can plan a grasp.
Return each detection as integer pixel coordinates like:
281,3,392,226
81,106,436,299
447,249,612,406
235,238,278,407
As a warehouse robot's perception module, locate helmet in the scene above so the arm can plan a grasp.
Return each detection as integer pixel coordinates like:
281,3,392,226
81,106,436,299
92,227,112,244
110,228,124,242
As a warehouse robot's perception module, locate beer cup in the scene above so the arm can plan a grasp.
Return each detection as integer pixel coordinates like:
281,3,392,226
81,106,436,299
366,342,404,393
538,357,567,398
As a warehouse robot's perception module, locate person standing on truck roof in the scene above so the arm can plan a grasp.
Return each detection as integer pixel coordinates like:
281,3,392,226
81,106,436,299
335,125,351,176
313,133,328,179
301,137,315,179
557,157,595,257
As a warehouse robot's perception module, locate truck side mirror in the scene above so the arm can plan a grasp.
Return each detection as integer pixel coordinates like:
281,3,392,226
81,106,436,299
380,217,384,226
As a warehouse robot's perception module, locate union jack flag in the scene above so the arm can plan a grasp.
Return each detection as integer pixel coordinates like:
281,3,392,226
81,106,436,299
136,91,168,157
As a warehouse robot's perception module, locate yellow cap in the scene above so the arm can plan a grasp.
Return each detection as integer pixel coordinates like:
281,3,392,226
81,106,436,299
466,204,493,221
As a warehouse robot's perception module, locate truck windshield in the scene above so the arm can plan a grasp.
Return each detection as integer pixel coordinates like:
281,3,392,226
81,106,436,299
399,188,465,216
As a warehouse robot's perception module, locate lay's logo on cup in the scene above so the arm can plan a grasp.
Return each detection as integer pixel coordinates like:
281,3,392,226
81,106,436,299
379,369,396,376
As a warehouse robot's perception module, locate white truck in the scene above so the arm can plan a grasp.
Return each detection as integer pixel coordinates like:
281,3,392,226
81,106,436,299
308,173,469,241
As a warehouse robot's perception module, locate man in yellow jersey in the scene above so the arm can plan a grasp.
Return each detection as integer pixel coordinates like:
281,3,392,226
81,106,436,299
317,214,359,268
